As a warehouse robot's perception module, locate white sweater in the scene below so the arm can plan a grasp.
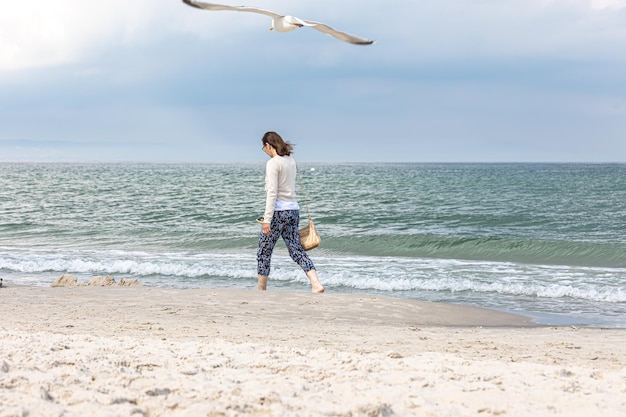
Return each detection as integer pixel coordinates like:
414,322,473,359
263,155,299,222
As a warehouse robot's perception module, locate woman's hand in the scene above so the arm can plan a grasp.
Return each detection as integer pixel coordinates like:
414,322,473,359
262,223,271,235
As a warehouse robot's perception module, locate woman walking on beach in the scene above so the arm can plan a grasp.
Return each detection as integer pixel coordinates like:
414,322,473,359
257,131,324,293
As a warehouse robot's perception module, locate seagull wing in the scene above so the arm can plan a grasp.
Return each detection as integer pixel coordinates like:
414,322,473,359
183,1,374,45
301,19,374,45
182,1,282,19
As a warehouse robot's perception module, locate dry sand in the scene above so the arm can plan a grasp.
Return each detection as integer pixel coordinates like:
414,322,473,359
1,284,624,416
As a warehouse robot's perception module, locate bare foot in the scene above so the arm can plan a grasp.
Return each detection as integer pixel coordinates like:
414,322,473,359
311,285,325,293
306,270,324,293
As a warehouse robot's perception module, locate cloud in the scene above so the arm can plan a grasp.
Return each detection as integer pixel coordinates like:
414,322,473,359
590,0,626,9
0,0,176,71
0,1,375,73
2,1,625,71
378,1,626,64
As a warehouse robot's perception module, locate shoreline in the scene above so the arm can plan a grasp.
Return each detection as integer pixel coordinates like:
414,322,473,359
1,285,625,416
1,284,536,330
2,277,623,328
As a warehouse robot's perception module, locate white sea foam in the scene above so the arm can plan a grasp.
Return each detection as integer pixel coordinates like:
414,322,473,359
2,250,625,304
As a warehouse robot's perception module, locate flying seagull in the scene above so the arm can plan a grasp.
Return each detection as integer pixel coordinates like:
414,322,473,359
182,0,375,45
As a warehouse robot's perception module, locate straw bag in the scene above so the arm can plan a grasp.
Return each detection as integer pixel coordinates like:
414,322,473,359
297,166,320,251
298,217,321,251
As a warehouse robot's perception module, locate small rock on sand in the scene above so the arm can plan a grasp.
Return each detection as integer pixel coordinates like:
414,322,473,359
50,274,142,287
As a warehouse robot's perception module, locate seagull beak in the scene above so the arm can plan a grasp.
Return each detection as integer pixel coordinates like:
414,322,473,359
269,26,273,31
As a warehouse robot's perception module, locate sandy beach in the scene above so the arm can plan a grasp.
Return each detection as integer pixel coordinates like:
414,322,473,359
1,283,624,417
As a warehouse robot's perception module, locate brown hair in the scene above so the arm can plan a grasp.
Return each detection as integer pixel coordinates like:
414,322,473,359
262,131,294,156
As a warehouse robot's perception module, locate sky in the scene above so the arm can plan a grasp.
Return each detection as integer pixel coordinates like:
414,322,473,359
1,0,625,163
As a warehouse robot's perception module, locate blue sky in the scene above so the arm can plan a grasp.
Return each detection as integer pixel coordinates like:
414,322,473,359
1,0,625,163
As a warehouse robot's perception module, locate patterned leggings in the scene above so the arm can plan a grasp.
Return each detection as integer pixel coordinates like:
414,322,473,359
257,210,316,276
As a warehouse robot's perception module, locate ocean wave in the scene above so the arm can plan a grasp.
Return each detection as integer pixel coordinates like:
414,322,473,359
2,249,624,304
323,234,626,268
318,274,626,303
0,250,256,280
306,255,626,304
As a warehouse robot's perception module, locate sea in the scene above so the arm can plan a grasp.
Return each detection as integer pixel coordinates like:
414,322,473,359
1,162,625,328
